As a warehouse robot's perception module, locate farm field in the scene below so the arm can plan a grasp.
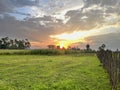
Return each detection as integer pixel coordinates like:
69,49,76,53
0,54,112,90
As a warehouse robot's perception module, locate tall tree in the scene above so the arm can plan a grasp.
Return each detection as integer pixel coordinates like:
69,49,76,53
99,44,106,51
86,44,90,51
0,37,31,49
24,39,31,49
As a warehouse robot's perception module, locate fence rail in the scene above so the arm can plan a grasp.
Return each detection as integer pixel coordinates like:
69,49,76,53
97,50,120,90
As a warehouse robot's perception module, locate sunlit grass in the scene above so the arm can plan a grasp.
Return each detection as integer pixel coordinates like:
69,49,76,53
0,55,112,90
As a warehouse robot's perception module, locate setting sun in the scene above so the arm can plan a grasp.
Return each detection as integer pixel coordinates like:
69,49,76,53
50,26,118,48
0,0,120,89
50,30,93,48
58,41,71,49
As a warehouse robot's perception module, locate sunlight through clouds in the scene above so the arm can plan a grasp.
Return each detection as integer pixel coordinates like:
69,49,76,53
0,0,120,49
50,25,120,48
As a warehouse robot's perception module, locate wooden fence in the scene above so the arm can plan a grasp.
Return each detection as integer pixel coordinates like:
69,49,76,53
97,50,120,90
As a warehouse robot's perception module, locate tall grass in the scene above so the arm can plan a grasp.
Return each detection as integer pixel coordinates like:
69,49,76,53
0,49,64,55
30,49,65,55
0,49,96,55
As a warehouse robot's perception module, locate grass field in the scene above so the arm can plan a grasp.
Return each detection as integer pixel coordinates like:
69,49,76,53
0,54,112,90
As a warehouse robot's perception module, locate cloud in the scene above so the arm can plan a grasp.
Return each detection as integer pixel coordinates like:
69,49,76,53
0,0,13,13
70,32,120,50
50,25,120,48
12,0,36,6
63,0,120,32
83,0,119,7
0,15,52,40
85,32,120,50
0,14,66,48
11,6,45,20
0,0,120,49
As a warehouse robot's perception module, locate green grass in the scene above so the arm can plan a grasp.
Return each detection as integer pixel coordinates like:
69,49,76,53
0,49,96,55
0,49,65,55
0,55,111,90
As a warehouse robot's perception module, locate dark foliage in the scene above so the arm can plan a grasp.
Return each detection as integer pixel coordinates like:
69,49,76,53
0,37,31,49
86,44,90,51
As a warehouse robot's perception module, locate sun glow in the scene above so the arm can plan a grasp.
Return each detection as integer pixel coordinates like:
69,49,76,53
51,32,88,48
57,39,86,49
50,30,97,48
58,41,72,49
50,26,119,48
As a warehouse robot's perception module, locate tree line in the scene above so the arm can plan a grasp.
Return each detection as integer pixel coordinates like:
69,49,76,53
0,37,31,49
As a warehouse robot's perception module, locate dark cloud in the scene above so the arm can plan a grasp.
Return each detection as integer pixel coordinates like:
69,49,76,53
28,16,53,22
0,0,13,13
0,13,67,46
85,33,120,50
0,15,55,42
11,0,36,6
65,9,104,31
72,32,120,50
83,0,119,7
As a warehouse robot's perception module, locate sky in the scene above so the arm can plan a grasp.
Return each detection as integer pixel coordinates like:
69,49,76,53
0,0,120,50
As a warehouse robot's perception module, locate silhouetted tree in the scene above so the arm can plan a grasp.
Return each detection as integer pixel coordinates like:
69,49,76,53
48,45,56,49
0,37,31,49
0,37,10,49
25,39,31,49
86,44,90,51
99,44,106,51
